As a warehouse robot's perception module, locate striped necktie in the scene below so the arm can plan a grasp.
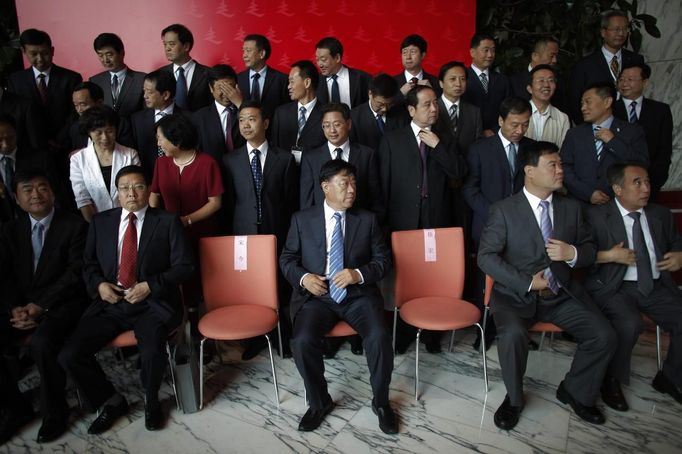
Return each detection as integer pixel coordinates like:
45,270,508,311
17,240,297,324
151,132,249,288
297,106,306,137
593,125,603,159
539,200,559,294
479,72,489,93
629,101,638,124
328,212,346,303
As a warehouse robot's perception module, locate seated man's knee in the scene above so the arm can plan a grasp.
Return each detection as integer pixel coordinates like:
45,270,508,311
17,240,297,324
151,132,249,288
496,321,527,347
290,331,321,354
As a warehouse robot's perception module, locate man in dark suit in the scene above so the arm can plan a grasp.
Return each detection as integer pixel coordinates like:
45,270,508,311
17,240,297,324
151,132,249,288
270,60,326,162
0,87,45,151
614,63,672,200
58,165,194,434
158,24,211,112
0,169,87,444
394,34,441,98
224,101,297,359
462,33,510,137
561,82,648,205
586,163,682,410
89,33,145,119
7,29,82,146
314,37,371,108
478,140,616,430
237,34,289,121
350,74,409,152
280,159,396,434
569,10,644,124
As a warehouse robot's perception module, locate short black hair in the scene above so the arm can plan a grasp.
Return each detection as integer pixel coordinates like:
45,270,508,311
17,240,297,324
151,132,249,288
19,29,51,48
291,60,320,91
533,37,559,54
238,100,265,121
73,81,105,101
316,37,343,59
607,161,648,187
144,70,176,98
470,33,495,49
79,105,120,135
208,64,237,88
601,9,629,29
162,24,194,50
321,102,351,121
527,64,556,86
499,96,532,119
519,141,559,169
319,159,356,184
93,33,124,53
438,61,467,81
115,165,148,187
620,62,651,80
156,114,198,150
400,34,427,53
0,113,17,129
405,85,436,108
369,73,399,98
244,34,271,61
583,82,616,102
14,168,52,191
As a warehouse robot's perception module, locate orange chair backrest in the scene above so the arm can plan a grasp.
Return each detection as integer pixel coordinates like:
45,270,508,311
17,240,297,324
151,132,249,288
391,227,465,308
484,275,494,307
199,235,278,312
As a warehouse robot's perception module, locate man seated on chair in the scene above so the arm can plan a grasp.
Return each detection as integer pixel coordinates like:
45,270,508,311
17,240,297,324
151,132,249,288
0,169,87,445
478,140,616,430
280,159,397,434
58,165,194,434
585,162,682,410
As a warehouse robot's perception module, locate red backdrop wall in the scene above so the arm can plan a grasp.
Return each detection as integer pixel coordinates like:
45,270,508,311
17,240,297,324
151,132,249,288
16,0,475,79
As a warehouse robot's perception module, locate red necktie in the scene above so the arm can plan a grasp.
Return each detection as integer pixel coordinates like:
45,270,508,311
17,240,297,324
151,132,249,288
118,212,138,289
37,74,48,104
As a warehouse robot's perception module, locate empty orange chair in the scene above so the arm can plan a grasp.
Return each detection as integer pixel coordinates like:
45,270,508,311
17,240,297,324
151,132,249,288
392,227,488,400
198,235,281,409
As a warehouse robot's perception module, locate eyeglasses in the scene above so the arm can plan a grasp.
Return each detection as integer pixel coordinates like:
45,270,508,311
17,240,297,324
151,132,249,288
617,77,643,83
117,184,147,193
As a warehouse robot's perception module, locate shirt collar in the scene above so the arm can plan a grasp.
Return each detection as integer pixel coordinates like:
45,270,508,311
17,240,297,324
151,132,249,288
615,197,644,217
594,115,614,130
623,95,644,107
523,187,553,209
215,100,233,113
1,148,17,161
327,140,350,156
497,129,514,149
404,69,423,81
110,67,127,79
441,94,459,111
298,97,317,113
32,66,51,79
333,65,349,79
249,66,268,78
155,104,175,117
410,121,429,138
323,199,346,219
29,207,55,230
173,60,195,74
121,205,149,223
470,65,488,77
601,46,622,62
530,99,550,116
247,140,268,157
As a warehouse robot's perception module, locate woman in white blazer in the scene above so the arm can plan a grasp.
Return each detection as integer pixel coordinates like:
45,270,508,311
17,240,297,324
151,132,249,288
70,106,140,221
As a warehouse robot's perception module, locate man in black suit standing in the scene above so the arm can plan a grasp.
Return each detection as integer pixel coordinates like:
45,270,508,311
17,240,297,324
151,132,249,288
561,82,648,205
237,34,289,121
569,10,645,124
478,140,616,430
270,60,326,163
350,74,409,152
0,170,87,444
614,63,672,200
585,163,682,411
224,101,297,358
315,37,371,108
59,165,194,434
394,34,441,98
158,24,211,112
90,33,145,119
280,159,397,434
462,33,510,137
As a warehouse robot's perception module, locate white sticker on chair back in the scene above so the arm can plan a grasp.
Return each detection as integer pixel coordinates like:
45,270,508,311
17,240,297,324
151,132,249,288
424,229,437,262
234,236,248,271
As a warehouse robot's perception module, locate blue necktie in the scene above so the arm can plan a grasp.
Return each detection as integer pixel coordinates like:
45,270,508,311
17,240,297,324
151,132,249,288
376,113,385,134
539,200,559,294
175,66,188,109
32,222,44,271
593,125,603,160
329,212,346,303
251,73,261,102
330,74,340,103
629,101,638,124
250,149,263,223
628,212,654,296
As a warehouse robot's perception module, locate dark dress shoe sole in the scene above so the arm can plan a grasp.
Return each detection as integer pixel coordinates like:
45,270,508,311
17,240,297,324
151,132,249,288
652,372,682,404
371,404,398,434
556,383,605,424
87,403,129,435
493,397,522,431
298,401,335,432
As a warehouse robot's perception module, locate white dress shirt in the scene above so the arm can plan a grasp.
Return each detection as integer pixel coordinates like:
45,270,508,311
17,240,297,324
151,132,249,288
32,66,51,86
326,140,350,161
326,65,351,107
117,205,148,273
249,66,268,97
173,60,197,89
247,140,268,170
622,96,644,120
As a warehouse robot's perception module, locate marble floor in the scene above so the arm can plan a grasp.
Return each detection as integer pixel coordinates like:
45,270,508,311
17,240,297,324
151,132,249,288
2,328,681,454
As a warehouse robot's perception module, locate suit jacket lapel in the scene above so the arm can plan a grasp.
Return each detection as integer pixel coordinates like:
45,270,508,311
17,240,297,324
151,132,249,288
117,73,134,107
644,206,664,260
261,68,274,98
138,209,159,267
606,201,628,247
344,210,359,259
551,196,566,240
262,147,278,184
17,215,34,281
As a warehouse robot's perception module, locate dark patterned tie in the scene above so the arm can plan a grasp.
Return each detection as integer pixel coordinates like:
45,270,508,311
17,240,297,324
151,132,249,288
37,74,48,104
419,139,428,198
112,74,120,106
175,67,188,109
330,74,340,103
593,125,603,160
629,101,638,124
250,149,263,223
610,56,620,80
376,114,385,134
628,212,654,296
251,73,261,102
118,212,138,289
449,104,458,132
224,107,234,152
479,72,489,94
334,147,343,160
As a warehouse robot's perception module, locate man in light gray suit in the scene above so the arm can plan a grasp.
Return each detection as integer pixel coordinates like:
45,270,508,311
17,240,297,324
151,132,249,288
478,140,616,430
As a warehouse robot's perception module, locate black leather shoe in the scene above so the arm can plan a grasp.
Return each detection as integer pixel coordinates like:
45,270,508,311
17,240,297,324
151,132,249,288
37,415,69,443
601,377,628,411
0,405,34,444
323,338,342,359
242,338,267,361
556,381,605,424
298,399,335,431
372,401,398,434
145,402,164,431
349,336,364,355
493,395,523,430
88,399,129,435
652,371,682,404
528,339,539,351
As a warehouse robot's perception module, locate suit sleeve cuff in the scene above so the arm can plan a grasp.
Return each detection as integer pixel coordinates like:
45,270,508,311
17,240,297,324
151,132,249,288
566,246,578,268
355,269,364,284
299,273,310,288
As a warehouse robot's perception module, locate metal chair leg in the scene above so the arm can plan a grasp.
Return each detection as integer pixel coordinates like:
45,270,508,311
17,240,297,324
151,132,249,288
448,330,456,352
277,320,284,360
538,332,547,351
415,329,422,401
482,307,489,333
656,325,663,371
549,332,555,349
199,337,206,410
264,334,280,408
392,308,398,353
166,342,180,409
475,323,489,392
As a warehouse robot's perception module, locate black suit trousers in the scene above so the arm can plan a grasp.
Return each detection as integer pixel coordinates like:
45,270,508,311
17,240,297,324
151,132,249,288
291,294,393,410
492,292,616,407
597,281,682,387
58,301,170,411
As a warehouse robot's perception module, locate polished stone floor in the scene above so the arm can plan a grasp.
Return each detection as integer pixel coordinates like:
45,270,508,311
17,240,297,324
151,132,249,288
2,328,681,454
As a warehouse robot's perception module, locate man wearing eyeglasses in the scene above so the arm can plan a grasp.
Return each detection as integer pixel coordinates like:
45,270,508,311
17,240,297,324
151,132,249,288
59,165,194,435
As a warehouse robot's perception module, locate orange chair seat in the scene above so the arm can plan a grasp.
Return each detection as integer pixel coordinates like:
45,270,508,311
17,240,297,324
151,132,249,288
108,330,137,348
529,322,562,333
400,297,480,331
199,305,278,340
327,321,357,337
